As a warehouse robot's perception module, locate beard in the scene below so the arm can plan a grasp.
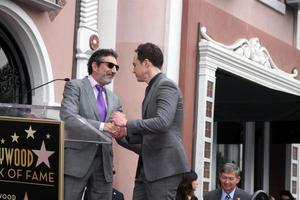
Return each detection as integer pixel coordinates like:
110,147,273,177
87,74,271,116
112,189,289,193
102,74,114,85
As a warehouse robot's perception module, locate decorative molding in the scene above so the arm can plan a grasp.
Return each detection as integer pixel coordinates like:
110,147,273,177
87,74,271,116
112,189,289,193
48,0,66,21
200,26,298,79
79,0,99,31
76,0,99,79
15,0,62,11
0,0,55,105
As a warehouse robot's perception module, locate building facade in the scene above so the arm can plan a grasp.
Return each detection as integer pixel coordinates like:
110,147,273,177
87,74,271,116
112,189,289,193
180,1,300,199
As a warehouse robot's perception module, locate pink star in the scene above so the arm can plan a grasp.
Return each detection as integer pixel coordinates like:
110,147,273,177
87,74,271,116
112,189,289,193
32,141,55,168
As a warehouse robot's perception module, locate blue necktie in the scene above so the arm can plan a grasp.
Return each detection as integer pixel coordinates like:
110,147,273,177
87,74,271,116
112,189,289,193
95,85,106,122
225,194,231,200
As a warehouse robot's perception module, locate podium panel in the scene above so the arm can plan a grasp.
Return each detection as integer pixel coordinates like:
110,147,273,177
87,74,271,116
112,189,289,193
0,103,112,200
0,116,63,200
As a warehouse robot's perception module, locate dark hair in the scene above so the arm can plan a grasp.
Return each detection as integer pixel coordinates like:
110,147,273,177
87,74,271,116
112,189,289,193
176,170,198,200
251,190,269,200
135,42,163,69
87,49,118,74
280,190,295,200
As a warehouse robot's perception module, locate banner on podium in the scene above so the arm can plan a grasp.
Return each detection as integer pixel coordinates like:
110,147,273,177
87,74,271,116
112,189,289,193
0,116,63,200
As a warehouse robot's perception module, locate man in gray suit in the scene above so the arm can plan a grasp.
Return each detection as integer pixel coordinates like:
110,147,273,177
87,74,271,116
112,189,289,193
60,49,122,200
203,163,251,200
111,43,190,200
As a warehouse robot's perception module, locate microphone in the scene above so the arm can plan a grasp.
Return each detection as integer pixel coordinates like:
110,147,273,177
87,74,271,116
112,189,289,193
29,78,70,94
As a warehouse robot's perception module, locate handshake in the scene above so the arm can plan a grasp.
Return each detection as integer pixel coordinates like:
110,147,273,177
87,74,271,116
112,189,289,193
104,111,127,139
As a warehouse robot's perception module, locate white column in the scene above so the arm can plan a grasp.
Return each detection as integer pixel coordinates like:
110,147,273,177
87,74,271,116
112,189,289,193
263,122,270,192
76,0,99,79
98,0,118,91
297,10,300,49
194,40,217,197
285,145,292,189
297,144,300,200
98,0,118,49
244,122,255,194
163,0,182,84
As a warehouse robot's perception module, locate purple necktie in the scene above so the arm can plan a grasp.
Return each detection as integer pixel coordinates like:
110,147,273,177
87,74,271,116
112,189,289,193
95,85,106,122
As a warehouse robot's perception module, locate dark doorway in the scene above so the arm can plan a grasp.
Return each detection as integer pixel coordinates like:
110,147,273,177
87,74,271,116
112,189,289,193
214,69,300,195
0,22,31,104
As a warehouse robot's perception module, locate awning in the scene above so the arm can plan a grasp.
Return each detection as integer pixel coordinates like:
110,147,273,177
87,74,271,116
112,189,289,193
214,69,300,122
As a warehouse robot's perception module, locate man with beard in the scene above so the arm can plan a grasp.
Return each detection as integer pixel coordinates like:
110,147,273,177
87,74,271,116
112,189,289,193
60,49,123,200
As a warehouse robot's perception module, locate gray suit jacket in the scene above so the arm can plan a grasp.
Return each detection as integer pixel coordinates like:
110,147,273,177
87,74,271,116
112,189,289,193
203,188,251,200
60,77,122,182
120,73,189,182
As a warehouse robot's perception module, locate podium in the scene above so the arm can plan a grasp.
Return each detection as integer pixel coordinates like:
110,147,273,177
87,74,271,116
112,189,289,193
0,103,111,200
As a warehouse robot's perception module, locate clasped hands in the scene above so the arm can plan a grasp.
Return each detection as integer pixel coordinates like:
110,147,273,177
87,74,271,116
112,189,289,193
104,111,128,139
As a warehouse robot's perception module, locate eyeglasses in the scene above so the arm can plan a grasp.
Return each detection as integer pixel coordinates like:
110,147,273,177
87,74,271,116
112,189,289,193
98,61,119,71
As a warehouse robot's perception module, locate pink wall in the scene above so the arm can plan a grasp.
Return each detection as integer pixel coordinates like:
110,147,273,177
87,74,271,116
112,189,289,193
206,0,295,45
19,1,76,103
113,0,167,199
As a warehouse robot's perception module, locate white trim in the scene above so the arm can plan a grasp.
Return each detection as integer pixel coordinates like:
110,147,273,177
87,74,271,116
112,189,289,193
286,145,292,189
244,122,255,194
199,27,300,95
258,0,286,14
0,0,55,105
76,0,99,79
98,0,118,50
291,144,298,197
163,0,182,84
297,144,300,200
263,122,270,193
211,122,218,190
194,60,217,197
297,10,300,49
98,0,118,91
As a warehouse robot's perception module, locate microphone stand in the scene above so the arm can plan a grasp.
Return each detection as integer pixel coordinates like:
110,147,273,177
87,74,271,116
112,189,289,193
29,78,70,94
14,78,70,103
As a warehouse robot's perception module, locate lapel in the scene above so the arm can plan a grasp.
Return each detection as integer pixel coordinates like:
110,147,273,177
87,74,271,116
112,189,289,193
142,74,165,117
217,188,222,200
233,188,240,200
82,77,100,120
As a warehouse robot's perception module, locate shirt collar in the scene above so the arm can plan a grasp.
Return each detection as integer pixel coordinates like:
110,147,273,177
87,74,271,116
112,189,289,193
222,188,236,199
88,75,100,88
148,73,162,87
